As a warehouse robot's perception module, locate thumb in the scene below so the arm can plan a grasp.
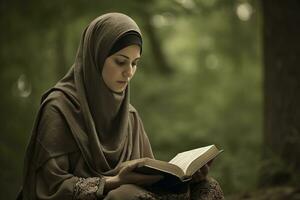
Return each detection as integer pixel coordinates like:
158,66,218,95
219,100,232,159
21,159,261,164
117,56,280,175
151,175,164,182
122,162,138,173
201,164,209,175
207,159,214,167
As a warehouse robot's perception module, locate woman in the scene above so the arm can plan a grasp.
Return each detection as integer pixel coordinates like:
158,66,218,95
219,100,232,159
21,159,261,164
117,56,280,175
19,13,224,200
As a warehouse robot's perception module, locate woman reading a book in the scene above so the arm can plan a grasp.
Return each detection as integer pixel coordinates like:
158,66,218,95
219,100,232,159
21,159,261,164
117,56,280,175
19,13,224,200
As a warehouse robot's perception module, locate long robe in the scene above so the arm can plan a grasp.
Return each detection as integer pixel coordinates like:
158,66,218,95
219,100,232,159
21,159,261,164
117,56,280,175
19,12,224,200
20,13,154,200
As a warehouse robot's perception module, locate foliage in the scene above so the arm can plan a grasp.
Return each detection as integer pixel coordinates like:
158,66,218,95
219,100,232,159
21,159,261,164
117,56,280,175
0,0,261,198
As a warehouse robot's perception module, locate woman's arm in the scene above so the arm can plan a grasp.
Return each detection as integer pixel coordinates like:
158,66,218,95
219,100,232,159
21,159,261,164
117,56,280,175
36,153,105,200
34,101,161,199
34,102,105,200
103,162,162,194
36,151,162,199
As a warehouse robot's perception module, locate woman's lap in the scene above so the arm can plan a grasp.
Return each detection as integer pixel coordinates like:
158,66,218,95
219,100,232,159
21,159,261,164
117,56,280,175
103,178,224,200
104,184,152,200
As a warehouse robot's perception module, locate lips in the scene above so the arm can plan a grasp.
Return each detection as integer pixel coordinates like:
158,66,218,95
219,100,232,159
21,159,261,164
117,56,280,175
117,81,128,84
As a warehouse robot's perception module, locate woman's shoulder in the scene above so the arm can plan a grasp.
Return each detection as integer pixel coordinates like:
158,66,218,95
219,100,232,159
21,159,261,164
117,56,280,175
38,90,73,128
41,89,79,112
36,90,79,156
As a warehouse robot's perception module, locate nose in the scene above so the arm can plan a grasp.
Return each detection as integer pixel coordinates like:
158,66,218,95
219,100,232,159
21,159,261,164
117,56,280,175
123,64,134,79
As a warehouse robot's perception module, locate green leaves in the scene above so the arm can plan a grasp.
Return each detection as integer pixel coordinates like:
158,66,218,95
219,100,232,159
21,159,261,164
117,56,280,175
1,0,261,197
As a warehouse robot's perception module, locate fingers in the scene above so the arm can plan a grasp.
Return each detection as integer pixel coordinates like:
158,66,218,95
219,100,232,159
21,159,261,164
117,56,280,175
191,164,210,183
200,164,209,175
121,162,138,174
145,174,163,182
127,162,139,171
207,159,214,167
142,174,163,182
134,173,164,186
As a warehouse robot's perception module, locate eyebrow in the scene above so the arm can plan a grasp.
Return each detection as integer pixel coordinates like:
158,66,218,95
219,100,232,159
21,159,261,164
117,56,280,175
115,54,140,61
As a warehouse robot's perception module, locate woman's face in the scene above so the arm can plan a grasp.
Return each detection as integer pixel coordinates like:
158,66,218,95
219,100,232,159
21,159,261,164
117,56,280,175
102,45,140,93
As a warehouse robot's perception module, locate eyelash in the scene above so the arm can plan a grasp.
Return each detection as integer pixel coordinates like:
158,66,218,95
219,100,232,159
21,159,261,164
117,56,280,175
115,60,138,67
116,60,126,66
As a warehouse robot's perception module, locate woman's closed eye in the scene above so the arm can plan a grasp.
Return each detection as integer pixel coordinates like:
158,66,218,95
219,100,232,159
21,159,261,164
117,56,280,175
115,59,138,68
115,59,127,66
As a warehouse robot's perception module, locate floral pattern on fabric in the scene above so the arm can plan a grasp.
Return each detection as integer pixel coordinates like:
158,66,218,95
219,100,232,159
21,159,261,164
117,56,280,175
136,178,224,200
73,177,104,200
190,178,225,200
136,192,190,200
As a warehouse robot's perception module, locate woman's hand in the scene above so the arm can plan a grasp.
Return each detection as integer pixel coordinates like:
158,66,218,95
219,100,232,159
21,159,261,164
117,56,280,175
191,164,209,183
191,159,214,183
104,162,163,193
117,162,163,186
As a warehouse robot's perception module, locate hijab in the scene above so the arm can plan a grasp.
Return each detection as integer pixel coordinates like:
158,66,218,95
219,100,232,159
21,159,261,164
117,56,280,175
21,12,154,199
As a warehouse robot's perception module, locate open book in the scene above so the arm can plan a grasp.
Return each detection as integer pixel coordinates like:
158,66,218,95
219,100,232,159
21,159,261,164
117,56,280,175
121,144,223,188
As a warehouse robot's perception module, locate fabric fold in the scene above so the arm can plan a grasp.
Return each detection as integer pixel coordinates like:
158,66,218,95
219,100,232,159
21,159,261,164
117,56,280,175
21,13,154,200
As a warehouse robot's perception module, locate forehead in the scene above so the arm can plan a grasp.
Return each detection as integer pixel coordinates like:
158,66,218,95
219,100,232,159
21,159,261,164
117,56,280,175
113,45,141,58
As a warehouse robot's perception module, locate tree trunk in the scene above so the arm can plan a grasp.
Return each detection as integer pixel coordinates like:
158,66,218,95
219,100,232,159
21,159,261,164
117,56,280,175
143,13,173,75
55,24,68,79
261,0,300,186
135,1,173,75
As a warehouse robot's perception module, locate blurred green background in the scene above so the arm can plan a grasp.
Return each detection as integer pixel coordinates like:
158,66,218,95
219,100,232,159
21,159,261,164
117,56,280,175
0,0,262,199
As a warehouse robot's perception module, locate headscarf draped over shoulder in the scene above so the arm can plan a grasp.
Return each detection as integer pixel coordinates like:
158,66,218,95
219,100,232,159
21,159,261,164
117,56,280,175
21,12,154,199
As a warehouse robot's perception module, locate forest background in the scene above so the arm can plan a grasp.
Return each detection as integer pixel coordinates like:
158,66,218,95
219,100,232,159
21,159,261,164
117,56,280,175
1,0,299,199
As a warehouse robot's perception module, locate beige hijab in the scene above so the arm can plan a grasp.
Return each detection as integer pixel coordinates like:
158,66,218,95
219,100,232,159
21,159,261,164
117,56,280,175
21,13,153,199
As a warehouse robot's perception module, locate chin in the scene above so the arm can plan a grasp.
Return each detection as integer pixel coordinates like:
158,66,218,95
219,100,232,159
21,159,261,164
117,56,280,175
113,88,125,93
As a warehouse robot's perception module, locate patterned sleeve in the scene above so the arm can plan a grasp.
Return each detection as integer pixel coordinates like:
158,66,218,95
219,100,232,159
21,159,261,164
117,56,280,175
73,177,105,200
36,154,105,200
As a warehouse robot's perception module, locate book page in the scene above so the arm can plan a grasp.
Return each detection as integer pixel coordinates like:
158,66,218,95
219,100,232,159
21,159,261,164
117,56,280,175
168,145,215,175
125,157,185,179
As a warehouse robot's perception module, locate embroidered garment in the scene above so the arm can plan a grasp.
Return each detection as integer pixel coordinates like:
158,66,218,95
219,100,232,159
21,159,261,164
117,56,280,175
20,13,153,200
100,178,224,200
19,12,225,200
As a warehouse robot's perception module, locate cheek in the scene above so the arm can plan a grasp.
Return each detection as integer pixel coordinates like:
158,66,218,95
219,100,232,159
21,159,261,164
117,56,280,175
132,67,137,76
103,69,112,82
102,60,114,78
103,66,122,83
102,66,108,81
109,66,121,78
